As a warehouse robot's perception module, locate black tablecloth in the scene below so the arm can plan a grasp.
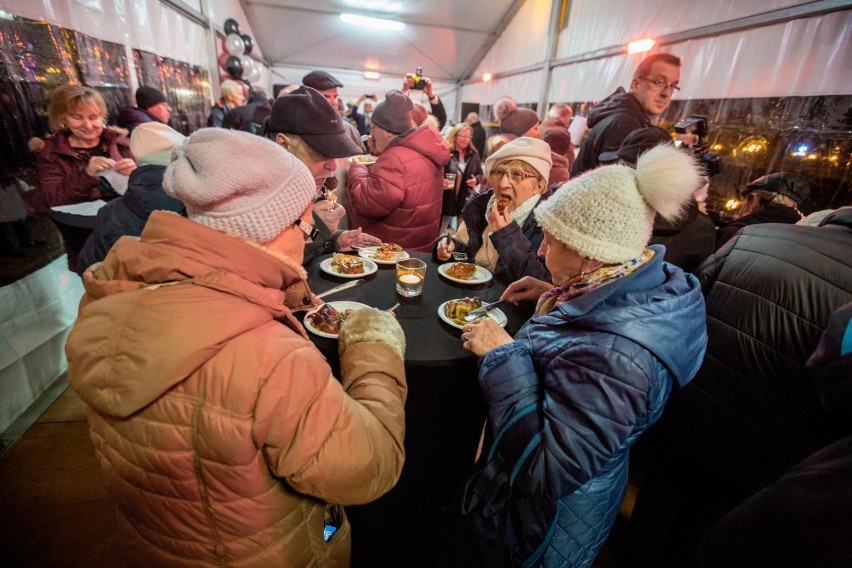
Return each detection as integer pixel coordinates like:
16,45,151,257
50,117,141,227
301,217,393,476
302,252,530,567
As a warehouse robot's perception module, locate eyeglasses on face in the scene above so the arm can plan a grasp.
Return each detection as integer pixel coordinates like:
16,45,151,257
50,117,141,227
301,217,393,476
638,76,681,92
456,133,472,139
294,219,319,241
488,168,537,184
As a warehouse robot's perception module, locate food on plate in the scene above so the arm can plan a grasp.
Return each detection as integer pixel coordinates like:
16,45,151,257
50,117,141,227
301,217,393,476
306,304,353,335
371,242,404,261
331,253,364,274
446,262,478,280
353,154,377,164
496,195,511,214
444,297,483,326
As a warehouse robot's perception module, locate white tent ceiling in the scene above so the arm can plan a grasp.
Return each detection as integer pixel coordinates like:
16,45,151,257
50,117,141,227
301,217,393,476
241,0,523,98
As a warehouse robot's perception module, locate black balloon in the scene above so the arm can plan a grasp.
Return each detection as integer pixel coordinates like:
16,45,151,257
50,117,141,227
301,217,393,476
225,55,243,79
241,34,253,55
224,18,241,35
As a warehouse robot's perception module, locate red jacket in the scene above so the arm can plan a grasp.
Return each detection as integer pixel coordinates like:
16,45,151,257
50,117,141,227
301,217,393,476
347,125,450,251
36,129,132,207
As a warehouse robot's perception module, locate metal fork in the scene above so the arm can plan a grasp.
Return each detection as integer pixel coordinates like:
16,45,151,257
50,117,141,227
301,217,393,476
452,251,468,261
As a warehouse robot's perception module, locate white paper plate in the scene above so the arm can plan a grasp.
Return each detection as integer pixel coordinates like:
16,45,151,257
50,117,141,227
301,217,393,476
437,300,507,330
357,246,410,265
304,301,370,339
437,262,493,285
320,256,378,278
348,155,377,166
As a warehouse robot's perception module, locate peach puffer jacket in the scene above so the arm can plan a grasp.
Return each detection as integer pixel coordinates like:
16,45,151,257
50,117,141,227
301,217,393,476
67,211,407,567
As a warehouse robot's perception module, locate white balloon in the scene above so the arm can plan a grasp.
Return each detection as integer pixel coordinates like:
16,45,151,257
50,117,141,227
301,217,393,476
239,55,253,72
246,61,262,84
224,33,245,56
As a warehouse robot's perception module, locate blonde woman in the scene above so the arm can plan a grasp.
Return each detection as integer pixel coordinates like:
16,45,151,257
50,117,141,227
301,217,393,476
441,122,483,232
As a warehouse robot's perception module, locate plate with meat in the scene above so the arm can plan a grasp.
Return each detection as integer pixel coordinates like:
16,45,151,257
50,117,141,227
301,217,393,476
438,297,507,329
304,301,369,339
320,253,378,278
348,154,377,166
437,262,493,285
357,243,409,265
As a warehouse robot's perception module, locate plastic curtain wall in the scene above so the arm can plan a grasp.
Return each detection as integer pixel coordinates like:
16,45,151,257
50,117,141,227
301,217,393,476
460,0,852,214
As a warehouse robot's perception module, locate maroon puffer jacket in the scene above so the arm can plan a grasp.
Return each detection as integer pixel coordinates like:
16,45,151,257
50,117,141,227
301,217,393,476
36,128,132,207
347,125,450,251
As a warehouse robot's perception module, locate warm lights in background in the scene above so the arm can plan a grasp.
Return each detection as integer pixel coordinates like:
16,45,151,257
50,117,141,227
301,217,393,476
734,136,768,156
363,70,380,80
482,72,492,82
628,38,655,54
724,199,741,211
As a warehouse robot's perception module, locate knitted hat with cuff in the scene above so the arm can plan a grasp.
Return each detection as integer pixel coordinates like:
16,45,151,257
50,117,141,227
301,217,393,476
371,90,414,134
494,96,540,137
163,129,315,244
484,137,553,182
130,122,185,166
536,144,704,263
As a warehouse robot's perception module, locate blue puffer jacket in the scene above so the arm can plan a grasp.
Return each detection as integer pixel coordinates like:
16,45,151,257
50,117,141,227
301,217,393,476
477,246,707,567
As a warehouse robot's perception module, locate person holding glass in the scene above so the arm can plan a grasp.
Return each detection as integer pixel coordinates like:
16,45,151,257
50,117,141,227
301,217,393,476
440,122,483,234
434,137,551,285
442,144,707,567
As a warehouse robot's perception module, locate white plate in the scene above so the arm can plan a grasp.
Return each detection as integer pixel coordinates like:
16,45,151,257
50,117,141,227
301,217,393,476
438,300,507,330
437,262,493,285
357,246,410,265
320,256,378,278
348,155,377,166
304,301,370,339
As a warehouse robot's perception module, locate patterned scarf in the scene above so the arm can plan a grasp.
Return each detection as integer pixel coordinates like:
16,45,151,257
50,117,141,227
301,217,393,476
535,248,655,316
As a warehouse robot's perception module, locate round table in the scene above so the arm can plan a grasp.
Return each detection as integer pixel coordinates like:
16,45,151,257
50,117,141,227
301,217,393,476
302,251,531,567
303,251,529,366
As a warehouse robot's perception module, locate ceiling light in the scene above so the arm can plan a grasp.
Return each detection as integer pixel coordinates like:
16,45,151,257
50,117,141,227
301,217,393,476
627,38,655,54
340,13,405,31
364,71,381,80
482,73,492,82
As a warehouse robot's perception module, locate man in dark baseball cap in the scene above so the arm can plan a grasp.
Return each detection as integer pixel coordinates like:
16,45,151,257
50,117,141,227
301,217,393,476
263,86,380,262
599,126,672,166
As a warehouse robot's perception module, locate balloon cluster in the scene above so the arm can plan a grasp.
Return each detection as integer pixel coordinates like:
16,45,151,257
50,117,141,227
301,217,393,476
218,18,261,85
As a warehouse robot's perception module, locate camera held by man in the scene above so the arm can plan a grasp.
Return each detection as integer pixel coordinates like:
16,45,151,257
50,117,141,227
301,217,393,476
410,67,427,90
675,115,721,176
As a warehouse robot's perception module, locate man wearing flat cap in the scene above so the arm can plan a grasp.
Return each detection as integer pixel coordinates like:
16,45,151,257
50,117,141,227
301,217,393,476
715,172,810,249
263,86,381,263
346,90,451,251
302,70,365,153
117,86,173,133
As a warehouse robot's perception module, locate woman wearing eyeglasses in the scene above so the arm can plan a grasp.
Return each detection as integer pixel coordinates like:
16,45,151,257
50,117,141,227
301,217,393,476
434,137,552,284
440,123,483,233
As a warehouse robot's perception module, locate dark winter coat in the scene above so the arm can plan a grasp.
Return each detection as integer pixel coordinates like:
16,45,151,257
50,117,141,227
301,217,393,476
441,149,482,216
76,165,184,274
659,209,852,494
472,248,707,567
36,129,132,207
347,125,450,251
571,87,650,177
116,106,162,133
649,201,717,272
715,205,802,249
436,189,550,285
470,121,487,158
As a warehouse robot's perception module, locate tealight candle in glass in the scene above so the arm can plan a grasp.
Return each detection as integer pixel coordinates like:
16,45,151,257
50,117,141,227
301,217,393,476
396,258,427,297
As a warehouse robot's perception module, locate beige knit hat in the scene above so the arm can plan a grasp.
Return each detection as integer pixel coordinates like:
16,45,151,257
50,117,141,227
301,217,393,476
130,122,185,166
163,128,315,244
535,144,704,263
484,137,552,181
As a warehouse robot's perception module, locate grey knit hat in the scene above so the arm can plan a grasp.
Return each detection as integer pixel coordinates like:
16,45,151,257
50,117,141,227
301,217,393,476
371,90,414,134
163,129,315,244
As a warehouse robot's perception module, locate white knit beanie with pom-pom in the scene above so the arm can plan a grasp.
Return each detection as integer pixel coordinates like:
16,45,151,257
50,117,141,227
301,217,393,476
535,144,704,263
163,128,316,244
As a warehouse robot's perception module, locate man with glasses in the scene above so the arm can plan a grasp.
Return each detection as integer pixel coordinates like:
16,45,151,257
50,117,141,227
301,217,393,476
572,52,682,177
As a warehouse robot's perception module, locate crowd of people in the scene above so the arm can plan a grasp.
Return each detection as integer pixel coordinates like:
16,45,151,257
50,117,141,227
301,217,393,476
9,53,849,567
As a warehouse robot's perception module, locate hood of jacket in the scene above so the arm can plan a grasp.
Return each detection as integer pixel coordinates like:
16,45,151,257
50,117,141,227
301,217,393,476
122,165,185,219
67,211,315,418
587,87,648,129
388,124,451,168
532,246,707,386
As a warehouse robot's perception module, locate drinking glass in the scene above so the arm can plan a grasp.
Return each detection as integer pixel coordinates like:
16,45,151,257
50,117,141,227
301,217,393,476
396,258,427,297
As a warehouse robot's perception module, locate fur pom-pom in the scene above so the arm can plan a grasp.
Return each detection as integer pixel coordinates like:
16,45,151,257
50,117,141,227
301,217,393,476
634,145,704,222
492,96,518,122
28,137,45,153
338,307,406,360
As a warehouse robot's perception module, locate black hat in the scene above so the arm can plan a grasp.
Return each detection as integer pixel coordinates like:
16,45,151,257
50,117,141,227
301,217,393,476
265,86,362,158
599,127,672,165
302,70,343,91
135,86,167,110
743,172,810,204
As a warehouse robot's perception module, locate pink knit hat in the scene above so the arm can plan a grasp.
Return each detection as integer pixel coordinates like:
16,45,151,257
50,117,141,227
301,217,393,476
163,128,315,244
